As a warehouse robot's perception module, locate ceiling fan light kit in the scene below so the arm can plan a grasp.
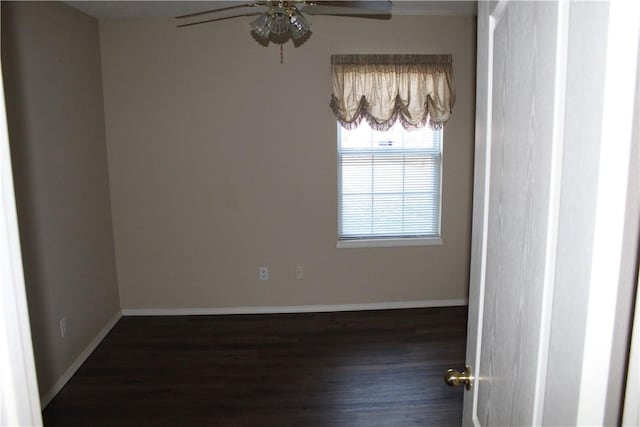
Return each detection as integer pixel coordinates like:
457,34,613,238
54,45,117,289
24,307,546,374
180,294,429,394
249,3,311,40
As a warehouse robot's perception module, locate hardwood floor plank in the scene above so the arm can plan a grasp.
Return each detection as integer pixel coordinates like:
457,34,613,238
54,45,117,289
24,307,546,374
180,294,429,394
43,307,467,426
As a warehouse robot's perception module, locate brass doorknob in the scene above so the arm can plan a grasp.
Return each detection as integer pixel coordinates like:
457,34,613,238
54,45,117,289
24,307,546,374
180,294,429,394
444,365,473,390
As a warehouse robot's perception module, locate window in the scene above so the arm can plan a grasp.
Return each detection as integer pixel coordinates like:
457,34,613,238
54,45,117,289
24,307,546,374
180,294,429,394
330,54,454,248
338,121,442,247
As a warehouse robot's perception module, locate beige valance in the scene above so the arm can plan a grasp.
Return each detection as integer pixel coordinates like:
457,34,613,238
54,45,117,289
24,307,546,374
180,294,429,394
330,54,456,131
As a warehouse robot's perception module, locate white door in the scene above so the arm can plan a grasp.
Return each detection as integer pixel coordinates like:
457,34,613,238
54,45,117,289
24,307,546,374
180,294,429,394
456,1,640,426
462,2,565,425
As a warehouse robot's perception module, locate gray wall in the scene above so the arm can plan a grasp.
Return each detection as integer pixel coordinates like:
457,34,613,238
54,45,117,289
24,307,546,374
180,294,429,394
100,14,476,310
1,1,120,397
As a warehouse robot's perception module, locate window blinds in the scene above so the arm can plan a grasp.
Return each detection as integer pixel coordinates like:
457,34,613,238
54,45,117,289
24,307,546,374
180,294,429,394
338,122,442,239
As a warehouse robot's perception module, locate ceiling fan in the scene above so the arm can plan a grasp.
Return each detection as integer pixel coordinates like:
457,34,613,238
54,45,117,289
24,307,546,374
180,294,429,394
175,1,392,43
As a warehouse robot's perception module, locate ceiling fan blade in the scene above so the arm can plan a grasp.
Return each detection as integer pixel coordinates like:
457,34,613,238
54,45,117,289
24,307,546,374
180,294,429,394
309,12,391,19
301,0,392,18
176,13,262,28
175,2,266,20
308,1,392,12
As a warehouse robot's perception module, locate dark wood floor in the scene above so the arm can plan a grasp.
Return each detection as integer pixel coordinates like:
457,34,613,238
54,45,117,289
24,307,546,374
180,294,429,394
43,307,467,426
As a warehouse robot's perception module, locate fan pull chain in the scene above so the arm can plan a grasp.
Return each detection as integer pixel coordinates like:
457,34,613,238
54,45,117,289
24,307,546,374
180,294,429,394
280,44,284,64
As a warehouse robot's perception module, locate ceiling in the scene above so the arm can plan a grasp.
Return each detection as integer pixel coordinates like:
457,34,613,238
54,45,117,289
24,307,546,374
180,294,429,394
65,1,477,20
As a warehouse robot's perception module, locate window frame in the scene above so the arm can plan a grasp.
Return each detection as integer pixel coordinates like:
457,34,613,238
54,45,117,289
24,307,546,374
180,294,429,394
336,123,444,248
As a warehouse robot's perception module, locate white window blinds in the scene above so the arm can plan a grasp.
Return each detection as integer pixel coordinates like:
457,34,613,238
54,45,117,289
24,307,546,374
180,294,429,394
338,121,442,240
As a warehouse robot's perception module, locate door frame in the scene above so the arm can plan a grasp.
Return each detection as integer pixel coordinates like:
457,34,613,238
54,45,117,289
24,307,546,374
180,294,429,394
0,56,42,424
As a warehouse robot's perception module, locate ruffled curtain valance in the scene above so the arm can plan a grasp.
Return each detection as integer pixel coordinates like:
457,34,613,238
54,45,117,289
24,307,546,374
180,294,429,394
330,54,456,131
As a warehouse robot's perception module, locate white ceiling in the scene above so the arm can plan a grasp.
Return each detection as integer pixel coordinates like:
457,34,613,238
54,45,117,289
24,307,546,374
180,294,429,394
65,1,477,20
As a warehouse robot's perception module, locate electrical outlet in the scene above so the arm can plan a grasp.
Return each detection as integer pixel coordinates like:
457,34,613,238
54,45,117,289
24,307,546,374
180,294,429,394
259,266,269,281
296,265,304,280
59,317,67,338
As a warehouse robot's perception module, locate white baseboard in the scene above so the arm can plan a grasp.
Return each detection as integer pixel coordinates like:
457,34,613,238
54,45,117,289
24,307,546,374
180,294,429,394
40,310,122,408
121,299,468,316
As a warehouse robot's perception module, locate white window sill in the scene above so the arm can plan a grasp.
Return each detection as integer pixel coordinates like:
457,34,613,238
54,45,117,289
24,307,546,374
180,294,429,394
336,237,443,249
